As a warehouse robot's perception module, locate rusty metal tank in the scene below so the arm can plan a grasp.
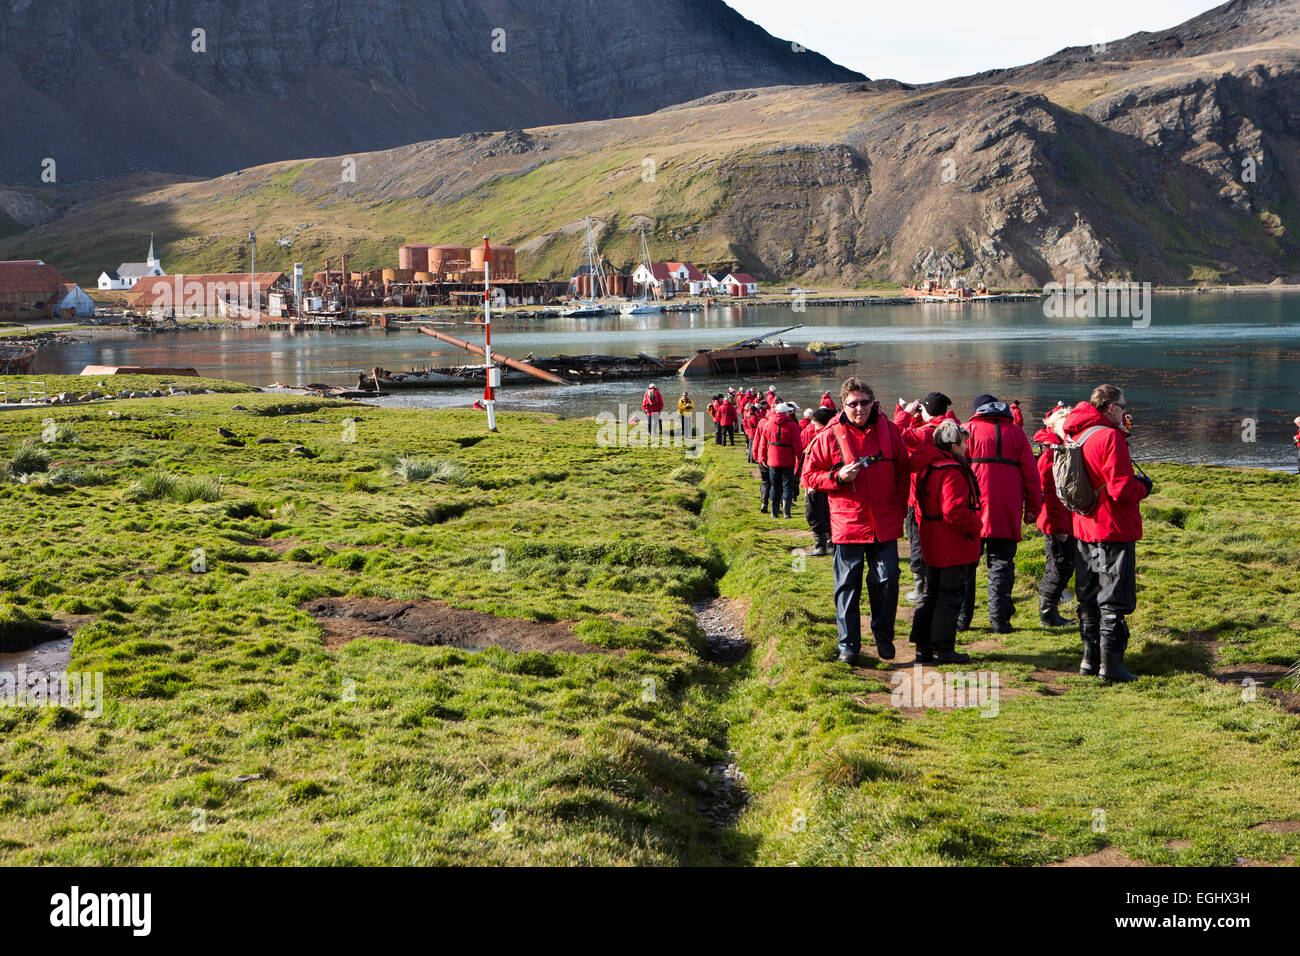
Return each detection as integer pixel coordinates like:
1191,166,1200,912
427,244,471,275
398,244,432,272
471,244,517,280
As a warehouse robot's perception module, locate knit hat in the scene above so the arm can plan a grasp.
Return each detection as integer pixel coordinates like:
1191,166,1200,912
921,391,952,416
972,393,998,411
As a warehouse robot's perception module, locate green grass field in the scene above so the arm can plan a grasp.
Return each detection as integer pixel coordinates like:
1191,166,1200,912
0,390,1296,865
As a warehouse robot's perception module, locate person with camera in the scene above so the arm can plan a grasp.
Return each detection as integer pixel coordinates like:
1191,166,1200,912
1062,384,1152,682
907,419,982,663
803,379,910,665
641,384,664,437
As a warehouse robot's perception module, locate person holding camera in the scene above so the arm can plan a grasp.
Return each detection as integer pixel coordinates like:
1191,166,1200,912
907,419,982,663
1062,384,1152,682
803,378,911,665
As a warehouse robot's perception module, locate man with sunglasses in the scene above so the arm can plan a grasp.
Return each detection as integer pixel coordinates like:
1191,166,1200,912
1062,384,1152,682
803,378,911,665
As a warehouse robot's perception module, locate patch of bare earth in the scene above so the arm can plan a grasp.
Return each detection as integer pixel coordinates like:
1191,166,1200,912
1048,848,1154,867
301,597,612,654
693,596,750,664
1251,821,1300,833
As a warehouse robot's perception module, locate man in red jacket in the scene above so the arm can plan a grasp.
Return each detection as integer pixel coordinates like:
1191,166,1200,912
894,392,958,605
717,395,738,446
796,406,836,556
820,391,837,411
962,394,1043,633
641,384,664,437
1010,400,1024,428
1033,404,1075,627
1063,384,1152,682
908,419,982,663
803,378,910,664
753,402,804,518
743,401,764,463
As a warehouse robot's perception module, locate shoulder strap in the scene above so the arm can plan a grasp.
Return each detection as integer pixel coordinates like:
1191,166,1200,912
915,460,969,521
970,418,1021,467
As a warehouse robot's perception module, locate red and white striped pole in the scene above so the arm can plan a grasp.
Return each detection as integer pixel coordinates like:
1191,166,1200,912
482,236,497,432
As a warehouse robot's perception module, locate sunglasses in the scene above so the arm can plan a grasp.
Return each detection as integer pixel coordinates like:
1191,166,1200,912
845,400,872,408
1111,402,1128,409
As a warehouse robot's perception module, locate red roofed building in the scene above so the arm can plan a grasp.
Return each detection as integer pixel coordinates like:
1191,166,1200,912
0,260,95,319
129,272,288,316
631,261,677,296
723,272,759,297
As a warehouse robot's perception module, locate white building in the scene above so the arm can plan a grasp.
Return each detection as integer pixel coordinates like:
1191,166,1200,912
98,235,165,291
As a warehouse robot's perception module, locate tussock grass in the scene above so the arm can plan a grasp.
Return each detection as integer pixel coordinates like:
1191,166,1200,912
7,441,51,477
390,456,468,486
127,470,222,503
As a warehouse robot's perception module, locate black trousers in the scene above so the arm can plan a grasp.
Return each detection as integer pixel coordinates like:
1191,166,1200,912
805,489,830,541
758,464,770,509
724,424,736,445
910,563,969,653
905,506,927,593
769,466,795,515
715,423,724,444
1075,539,1138,652
1039,533,1076,604
961,538,1018,628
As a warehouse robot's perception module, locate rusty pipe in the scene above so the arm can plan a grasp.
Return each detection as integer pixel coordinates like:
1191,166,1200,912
419,326,571,385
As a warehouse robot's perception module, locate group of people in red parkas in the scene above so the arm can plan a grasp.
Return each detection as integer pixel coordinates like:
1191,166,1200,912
785,377,1153,680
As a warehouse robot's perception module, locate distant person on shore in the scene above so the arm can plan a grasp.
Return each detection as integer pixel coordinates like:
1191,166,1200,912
894,392,959,606
962,394,1043,633
753,402,804,518
907,419,982,663
641,384,664,436
1293,416,1300,474
803,378,910,665
1010,400,1024,428
796,406,837,557
820,391,837,411
677,391,694,438
1062,384,1152,682
1032,404,1075,627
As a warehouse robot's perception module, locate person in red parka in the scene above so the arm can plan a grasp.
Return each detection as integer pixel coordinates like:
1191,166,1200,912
894,392,959,606
960,394,1044,633
716,395,738,446
753,402,804,518
820,391,837,411
803,378,910,665
796,406,836,556
641,384,664,436
743,401,764,463
1033,404,1075,628
908,420,982,663
1063,384,1152,682
1010,400,1024,428
799,408,816,442
1292,415,1300,474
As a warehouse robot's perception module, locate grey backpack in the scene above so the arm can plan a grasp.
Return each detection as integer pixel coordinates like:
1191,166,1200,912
1051,426,1107,516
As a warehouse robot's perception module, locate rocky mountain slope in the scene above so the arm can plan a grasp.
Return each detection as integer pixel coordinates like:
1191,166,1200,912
4,0,1300,287
0,0,858,188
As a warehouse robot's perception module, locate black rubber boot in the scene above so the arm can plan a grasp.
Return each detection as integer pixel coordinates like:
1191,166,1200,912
1079,640,1100,676
1099,613,1138,682
1039,598,1072,628
933,648,971,664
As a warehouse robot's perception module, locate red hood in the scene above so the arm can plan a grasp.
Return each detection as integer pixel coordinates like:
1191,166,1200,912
1063,401,1115,438
908,440,946,470
1032,427,1059,444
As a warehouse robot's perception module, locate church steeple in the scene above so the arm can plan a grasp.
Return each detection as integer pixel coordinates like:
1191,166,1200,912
146,234,158,268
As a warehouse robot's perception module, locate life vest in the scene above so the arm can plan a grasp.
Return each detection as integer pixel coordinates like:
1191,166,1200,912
915,459,981,521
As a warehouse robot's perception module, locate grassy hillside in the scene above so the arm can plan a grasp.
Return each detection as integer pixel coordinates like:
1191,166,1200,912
0,391,1297,864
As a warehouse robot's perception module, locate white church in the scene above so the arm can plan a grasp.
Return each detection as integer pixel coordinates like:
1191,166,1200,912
98,236,165,291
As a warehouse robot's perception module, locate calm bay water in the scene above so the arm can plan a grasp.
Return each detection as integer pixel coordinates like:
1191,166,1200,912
37,294,1300,469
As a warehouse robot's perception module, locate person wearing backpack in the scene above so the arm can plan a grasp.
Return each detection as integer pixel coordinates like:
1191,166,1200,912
753,402,804,518
961,394,1043,633
795,406,837,557
908,419,983,663
1061,384,1152,682
803,378,911,665
1033,404,1075,627
894,392,960,605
